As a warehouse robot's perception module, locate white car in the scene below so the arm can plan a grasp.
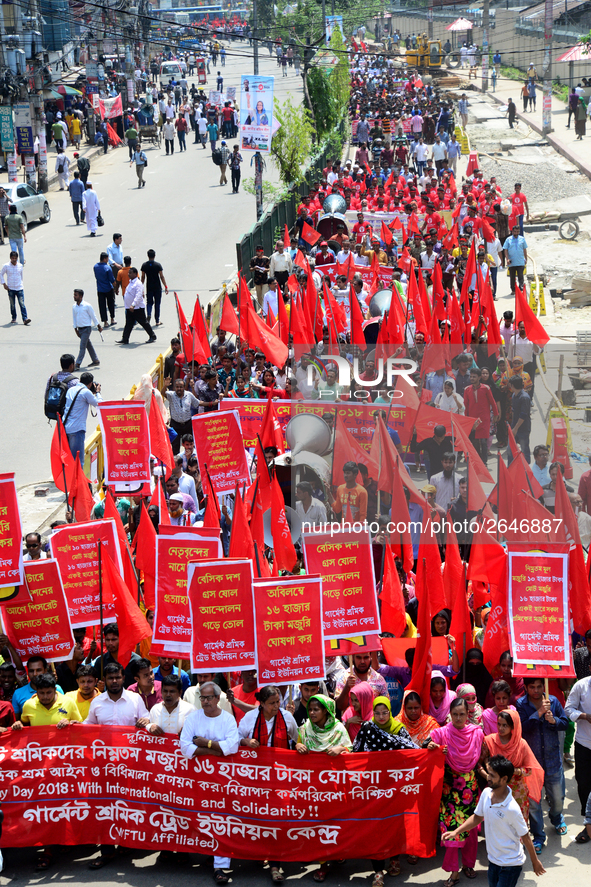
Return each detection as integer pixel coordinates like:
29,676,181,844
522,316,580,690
0,181,51,231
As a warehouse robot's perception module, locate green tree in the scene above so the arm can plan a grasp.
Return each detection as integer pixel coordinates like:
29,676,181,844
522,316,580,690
307,27,350,138
270,94,315,187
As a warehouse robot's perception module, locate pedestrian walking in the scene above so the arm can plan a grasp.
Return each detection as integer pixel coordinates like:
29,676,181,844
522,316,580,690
220,47,226,67
55,149,70,190
216,71,223,91
98,121,109,154
76,153,90,184
458,94,469,128
230,144,243,193
2,251,30,325
218,141,231,186
163,119,175,154
4,205,26,264
82,182,101,237
116,268,156,345
125,121,139,160
196,114,208,147
576,98,587,139
0,187,10,244
507,98,516,129
175,114,188,151
521,82,529,113
51,118,64,151
72,288,101,368
69,171,85,224
141,249,168,326
93,252,116,327
207,119,219,151
130,144,147,187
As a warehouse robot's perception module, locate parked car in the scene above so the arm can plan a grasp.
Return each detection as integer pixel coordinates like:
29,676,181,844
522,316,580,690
0,182,51,230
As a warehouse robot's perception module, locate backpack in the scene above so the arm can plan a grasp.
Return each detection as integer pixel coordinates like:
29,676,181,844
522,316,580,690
44,373,77,421
211,148,222,166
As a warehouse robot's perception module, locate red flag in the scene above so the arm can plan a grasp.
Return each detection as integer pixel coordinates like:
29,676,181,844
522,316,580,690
301,221,321,246
270,475,297,571
407,565,432,712
488,453,514,524
201,465,221,529
333,410,380,483
369,415,398,493
260,396,285,454
380,220,393,247
555,470,591,634
467,522,507,589
229,488,256,564
220,291,240,336
151,477,170,526
50,415,76,495
253,439,273,511
266,304,277,329
245,301,289,367
416,506,446,619
70,458,94,523
276,283,290,345
515,285,550,345
380,545,407,636
284,223,290,248
467,457,492,515
442,224,458,250
451,414,494,483
443,516,464,608
134,501,157,609
190,295,212,361
100,550,151,668
349,285,367,349
104,490,136,595
294,249,310,271
175,292,205,363
389,461,414,573
148,391,174,472
482,567,510,674
482,218,496,243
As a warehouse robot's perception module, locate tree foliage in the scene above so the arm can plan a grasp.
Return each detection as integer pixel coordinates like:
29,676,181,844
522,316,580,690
270,94,315,187
307,27,350,138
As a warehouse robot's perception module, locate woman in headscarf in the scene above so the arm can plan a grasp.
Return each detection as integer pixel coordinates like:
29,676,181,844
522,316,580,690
430,671,457,726
452,648,492,707
481,709,544,821
343,681,375,742
297,695,351,882
427,698,484,885
481,679,517,736
434,379,465,414
455,684,483,727
484,651,524,707
399,690,440,747
575,95,587,139
356,697,418,886
500,356,532,397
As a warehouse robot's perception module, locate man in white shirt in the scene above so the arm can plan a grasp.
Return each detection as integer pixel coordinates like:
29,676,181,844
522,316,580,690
336,239,353,265
148,674,193,735
2,250,30,325
116,267,156,345
268,241,293,290
431,135,448,175
443,754,545,886
184,671,233,713
430,453,464,510
262,277,280,317
295,354,317,398
170,453,199,511
23,532,48,560
180,682,239,882
295,481,327,526
565,673,591,843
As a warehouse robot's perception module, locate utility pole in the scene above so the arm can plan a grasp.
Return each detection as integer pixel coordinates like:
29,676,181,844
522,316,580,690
481,0,489,92
542,0,553,134
331,0,335,14
427,4,433,40
321,0,326,43
252,0,259,75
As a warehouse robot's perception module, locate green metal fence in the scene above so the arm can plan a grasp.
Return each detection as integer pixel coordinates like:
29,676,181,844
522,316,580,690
235,120,348,282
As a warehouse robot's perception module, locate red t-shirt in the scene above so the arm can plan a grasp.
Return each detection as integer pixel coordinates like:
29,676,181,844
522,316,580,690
352,222,372,243
510,192,527,214
232,685,259,724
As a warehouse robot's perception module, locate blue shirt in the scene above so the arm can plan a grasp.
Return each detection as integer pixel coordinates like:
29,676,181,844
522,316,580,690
107,242,123,268
516,694,568,776
69,179,85,202
532,462,551,487
447,140,462,159
503,234,527,267
153,665,191,693
64,381,100,433
12,681,64,717
93,261,116,292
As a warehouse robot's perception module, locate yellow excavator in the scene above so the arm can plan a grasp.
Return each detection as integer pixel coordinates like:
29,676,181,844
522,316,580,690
405,34,445,70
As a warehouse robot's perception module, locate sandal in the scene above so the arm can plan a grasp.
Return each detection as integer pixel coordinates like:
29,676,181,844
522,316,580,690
89,855,116,869
575,828,591,844
386,859,401,877
444,876,460,887
313,864,329,882
463,868,477,879
407,856,418,865
555,825,568,836
35,852,54,871
214,870,230,884
271,868,284,883
372,874,385,887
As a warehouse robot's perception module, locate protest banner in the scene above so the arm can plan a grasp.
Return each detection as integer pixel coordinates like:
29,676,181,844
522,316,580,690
192,411,250,495
187,558,256,673
153,531,222,657
508,550,570,667
302,529,381,639
0,726,445,860
97,401,151,486
254,576,325,684
240,74,274,154
323,264,395,289
2,560,75,662
0,473,24,592
49,520,121,627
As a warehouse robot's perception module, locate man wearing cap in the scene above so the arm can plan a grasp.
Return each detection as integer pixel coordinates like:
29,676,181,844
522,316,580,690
314,241,336,267
503,225,528,294
421,484,446,521
363,237,388,266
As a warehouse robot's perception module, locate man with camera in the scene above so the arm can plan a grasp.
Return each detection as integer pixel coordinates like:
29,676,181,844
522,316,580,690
63,371,102,464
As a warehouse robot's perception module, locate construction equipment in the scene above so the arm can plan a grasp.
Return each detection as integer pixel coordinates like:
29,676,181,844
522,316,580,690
405,34,443,70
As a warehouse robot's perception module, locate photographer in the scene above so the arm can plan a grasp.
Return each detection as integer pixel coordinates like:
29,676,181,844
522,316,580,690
63,372,102,464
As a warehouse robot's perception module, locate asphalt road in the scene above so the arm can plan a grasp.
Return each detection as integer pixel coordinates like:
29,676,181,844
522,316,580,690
1,45,302,487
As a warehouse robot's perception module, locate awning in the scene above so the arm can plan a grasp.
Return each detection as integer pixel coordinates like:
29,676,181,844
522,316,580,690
556,43,590,62
446,18,474,31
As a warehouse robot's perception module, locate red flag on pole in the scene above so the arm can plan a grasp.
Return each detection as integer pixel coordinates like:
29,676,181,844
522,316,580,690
100,549,151,668
380,545,407,637
50,415,76,495
301,221,321,247
270,475,297,571
148,392,174,473
220,291,240,336
407,565,432,712
134,501,157,609
190,295,212,361
260,395,285,454
514,285,550,345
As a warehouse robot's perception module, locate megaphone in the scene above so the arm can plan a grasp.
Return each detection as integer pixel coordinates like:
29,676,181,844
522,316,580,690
285,413,332,457
322,193,347,215
263,505,302,547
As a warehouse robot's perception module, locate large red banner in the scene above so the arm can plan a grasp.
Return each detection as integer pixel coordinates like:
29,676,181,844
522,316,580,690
254,576,325,685
2,560,75,662
0,727,445,860
49,520,121,627
0,472,24,591
508,550,570,667
301,529,381,639
97,401,151,485
153,531,222,656
187,558,256,672
192,410,250,495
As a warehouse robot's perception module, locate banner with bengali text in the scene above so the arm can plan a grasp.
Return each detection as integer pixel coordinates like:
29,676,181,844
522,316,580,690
153,531,222,657
49,520,121,627
187,558,256,673
192,411,250,495
0,473,24,591
2,560,75,662
254,576,325,685
301,529,381,639
508,550,569,667
98,402,151,485
0,727,444,860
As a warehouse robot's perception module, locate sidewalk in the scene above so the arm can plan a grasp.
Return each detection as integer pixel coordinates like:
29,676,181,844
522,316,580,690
455,69,591,180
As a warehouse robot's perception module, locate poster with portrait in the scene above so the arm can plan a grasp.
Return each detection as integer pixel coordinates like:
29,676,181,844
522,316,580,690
240,75,274,154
